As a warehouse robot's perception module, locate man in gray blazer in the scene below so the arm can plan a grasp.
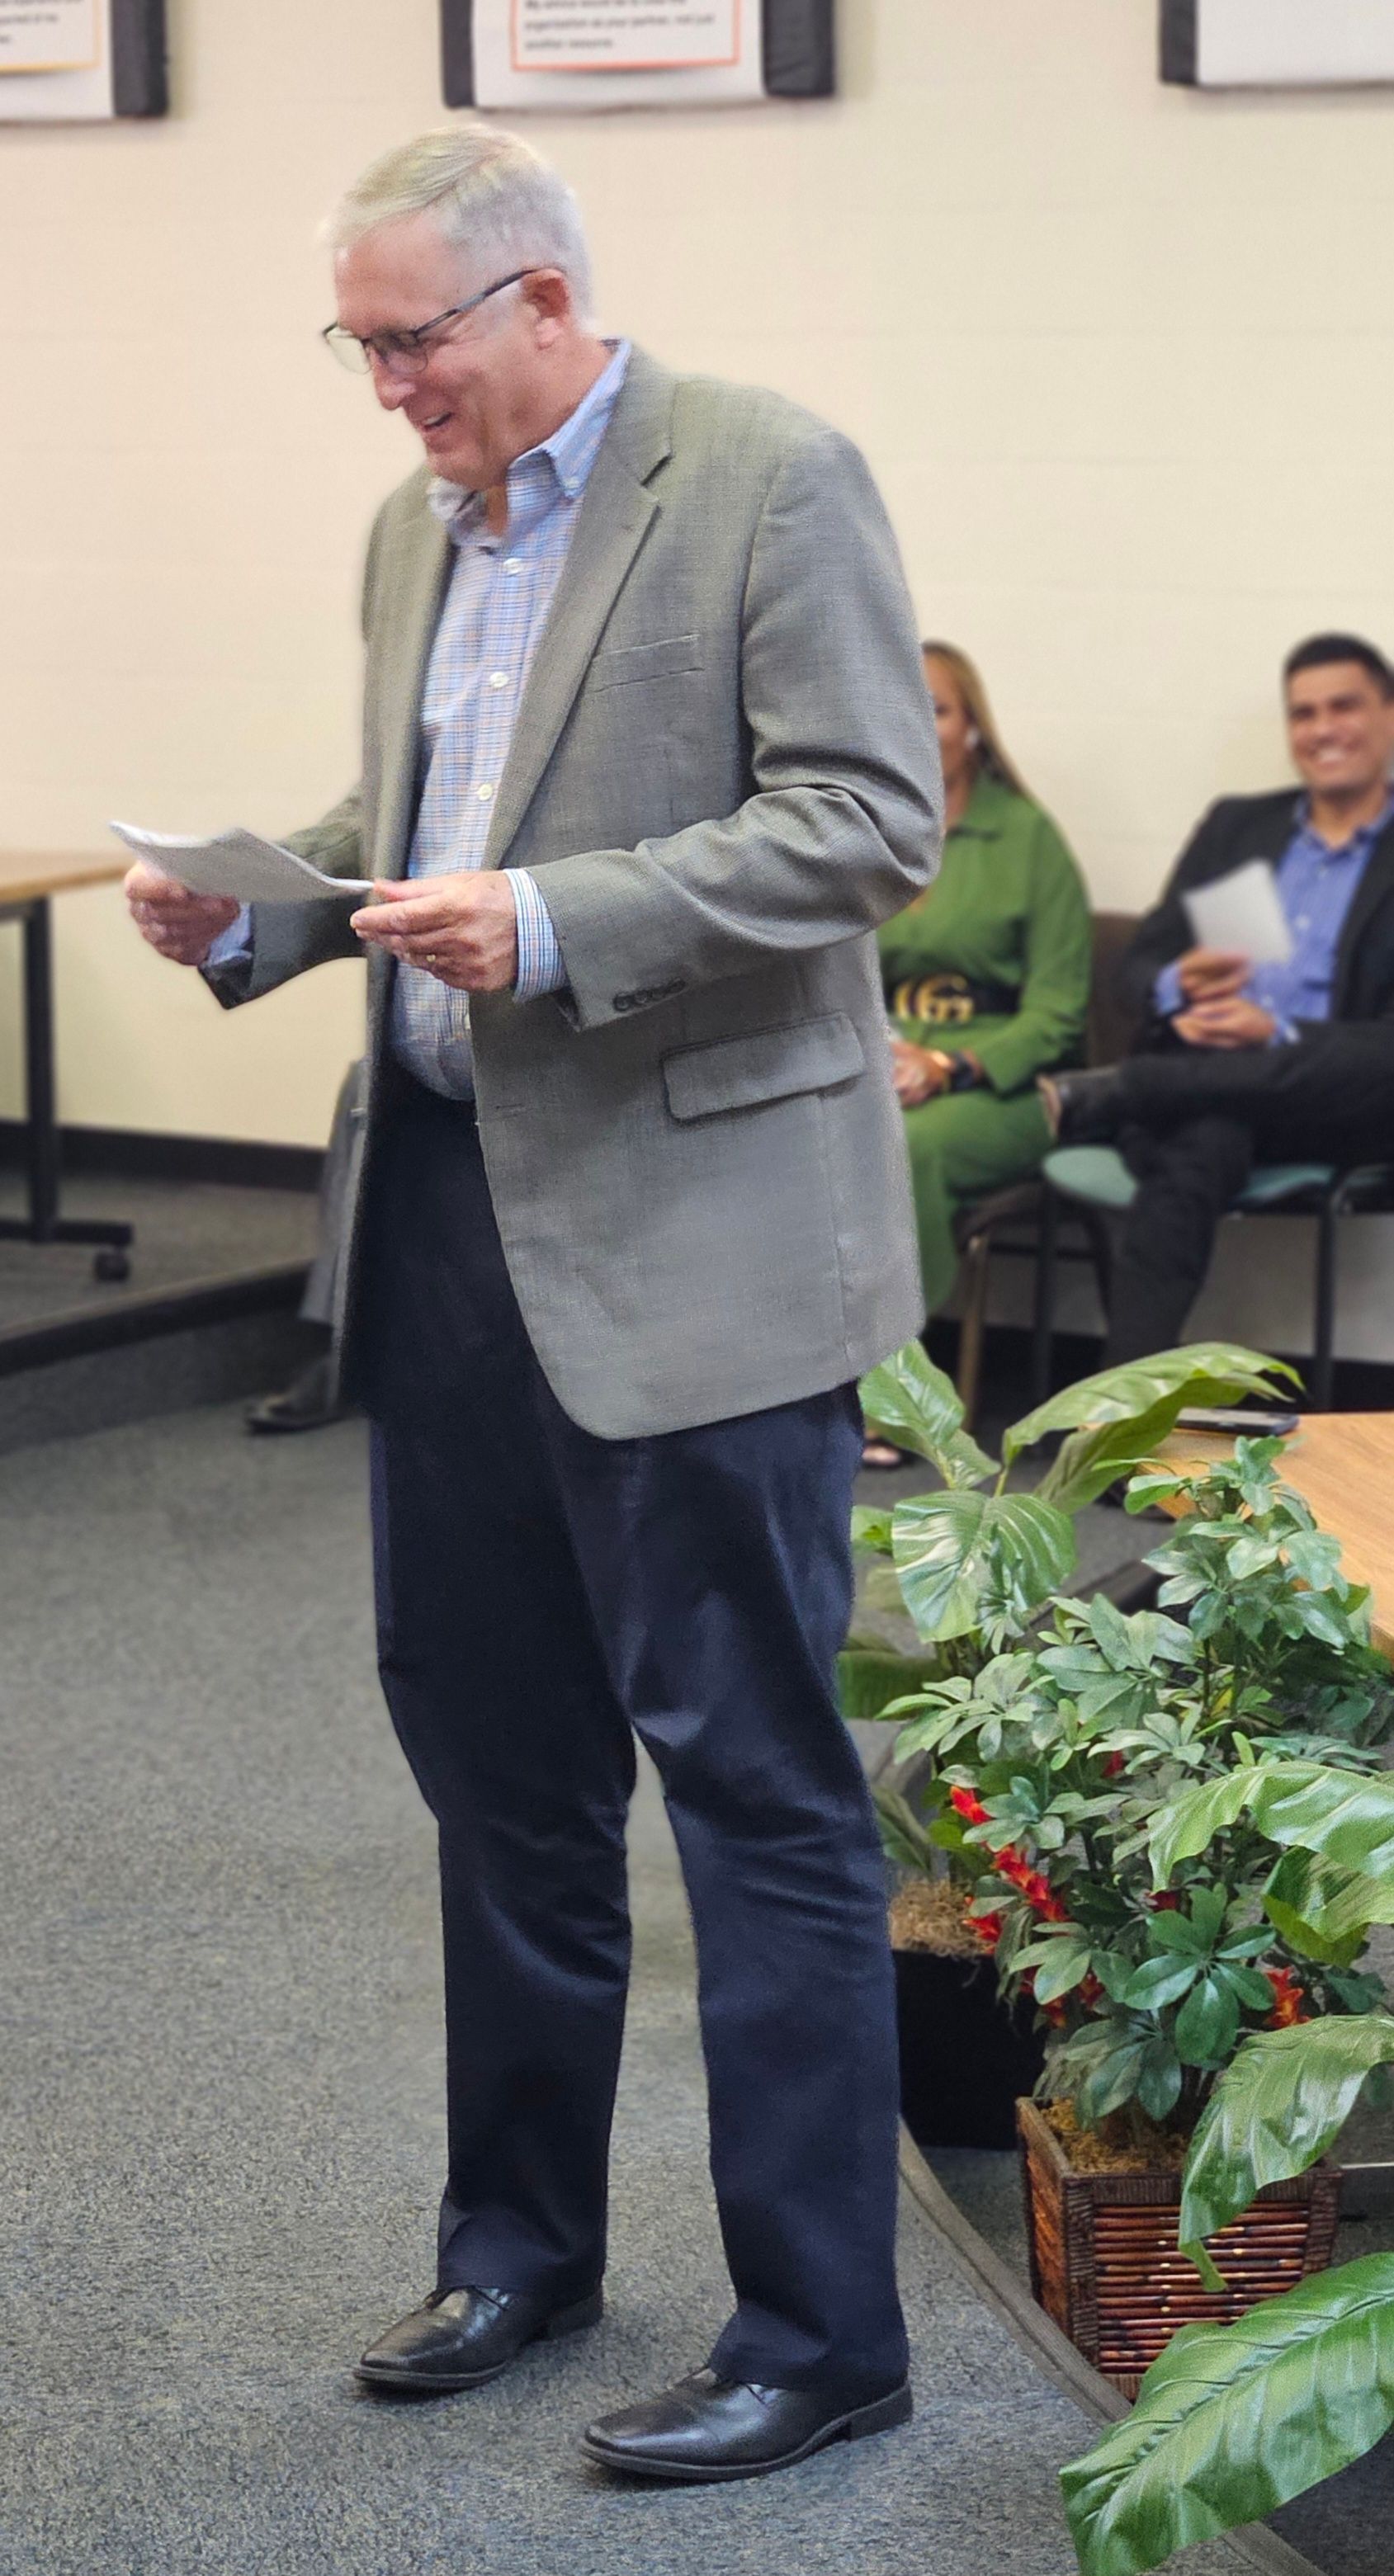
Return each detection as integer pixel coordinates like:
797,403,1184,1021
125,123,941,2483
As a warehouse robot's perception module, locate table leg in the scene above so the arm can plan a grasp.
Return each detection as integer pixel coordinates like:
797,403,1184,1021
0,896,134,1272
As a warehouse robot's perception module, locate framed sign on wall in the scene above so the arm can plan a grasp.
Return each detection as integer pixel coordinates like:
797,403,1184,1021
0,0,166,120
1163,0,1394,87
442,0,834,111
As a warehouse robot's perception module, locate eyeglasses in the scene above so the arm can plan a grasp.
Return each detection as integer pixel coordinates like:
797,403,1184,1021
321,270,535,375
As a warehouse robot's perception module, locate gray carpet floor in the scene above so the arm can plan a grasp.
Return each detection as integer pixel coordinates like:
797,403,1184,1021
0,1172,316,1332
0,1399,1263,2576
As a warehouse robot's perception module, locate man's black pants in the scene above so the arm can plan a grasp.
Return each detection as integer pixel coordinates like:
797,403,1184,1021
352,1073,908,2400
1103,1027,1394,1364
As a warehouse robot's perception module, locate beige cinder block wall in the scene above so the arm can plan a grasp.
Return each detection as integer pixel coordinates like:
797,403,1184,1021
2,1,1393,1347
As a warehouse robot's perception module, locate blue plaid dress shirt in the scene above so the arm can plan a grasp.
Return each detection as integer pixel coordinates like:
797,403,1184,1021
393,337,631,1098
1154,792,1394,1043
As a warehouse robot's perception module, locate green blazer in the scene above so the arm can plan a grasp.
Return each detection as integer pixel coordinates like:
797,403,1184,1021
206,350,943,1438
877,774,1090,1093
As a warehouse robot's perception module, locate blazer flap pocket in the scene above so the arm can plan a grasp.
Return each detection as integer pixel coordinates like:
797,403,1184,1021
663,1014,866,1121
588,633,702,691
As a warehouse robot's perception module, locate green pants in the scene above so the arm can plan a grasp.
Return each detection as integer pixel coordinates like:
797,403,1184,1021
900,1086,1051,1313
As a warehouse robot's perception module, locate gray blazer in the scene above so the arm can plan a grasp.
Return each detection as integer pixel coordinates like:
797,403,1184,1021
210,349,942,1437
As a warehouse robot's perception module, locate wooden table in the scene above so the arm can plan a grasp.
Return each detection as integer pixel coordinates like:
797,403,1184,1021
1157,1413,1394,1656
0,852,133,1277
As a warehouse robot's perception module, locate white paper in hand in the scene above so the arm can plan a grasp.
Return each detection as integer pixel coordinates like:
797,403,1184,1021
1184,860,1293,965
109,821,372,903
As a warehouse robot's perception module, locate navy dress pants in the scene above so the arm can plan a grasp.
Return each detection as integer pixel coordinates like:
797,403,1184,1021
353,1073,908,2400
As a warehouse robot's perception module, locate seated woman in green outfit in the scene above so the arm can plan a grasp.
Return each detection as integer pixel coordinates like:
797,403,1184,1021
867,642,1091,1466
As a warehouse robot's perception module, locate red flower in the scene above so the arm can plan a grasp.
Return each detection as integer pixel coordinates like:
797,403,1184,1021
1078,1972,1103,2011
1149,1890,1182,1911
971,1912,1004,1952
950,1785,990,1827
1103,1752,1126,1779
1264,1967,1311,2028
992,1846,1070,1922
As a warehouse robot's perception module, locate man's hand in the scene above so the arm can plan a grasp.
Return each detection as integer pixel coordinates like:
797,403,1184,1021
125,860,239,968
351,875,518,993
1174,995,1277,1050
1176,946,1250,1003
889,1037,952,1108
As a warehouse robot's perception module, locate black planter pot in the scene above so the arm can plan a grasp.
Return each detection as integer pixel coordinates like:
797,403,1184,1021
894,1946,1047,2150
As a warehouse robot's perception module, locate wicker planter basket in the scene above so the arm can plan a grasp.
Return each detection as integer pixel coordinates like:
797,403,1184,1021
1017,2096,1341,2397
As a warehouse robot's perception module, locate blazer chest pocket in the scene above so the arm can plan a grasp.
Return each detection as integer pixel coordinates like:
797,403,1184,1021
588,633,702,691
663,1014,866,1121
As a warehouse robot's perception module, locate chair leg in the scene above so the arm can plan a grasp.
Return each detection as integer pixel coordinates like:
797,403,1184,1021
1311,1202,1339,1412
1031,1191,1058,1406
956,1233,990,1430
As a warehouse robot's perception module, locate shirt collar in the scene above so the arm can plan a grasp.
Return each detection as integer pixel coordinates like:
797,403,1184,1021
427,337,631,543
1293,788,1394,860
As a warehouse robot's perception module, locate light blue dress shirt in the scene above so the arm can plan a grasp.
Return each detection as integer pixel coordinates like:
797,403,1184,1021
1153,794,1394,1043
208,339,631,1101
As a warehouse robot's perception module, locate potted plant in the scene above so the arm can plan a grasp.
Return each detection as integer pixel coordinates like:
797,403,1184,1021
1060,1754,1394,2576
880,1432,1394,2383
843,1341,1306,2152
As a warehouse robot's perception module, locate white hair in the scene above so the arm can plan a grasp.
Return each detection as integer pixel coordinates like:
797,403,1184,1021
328,124,594,326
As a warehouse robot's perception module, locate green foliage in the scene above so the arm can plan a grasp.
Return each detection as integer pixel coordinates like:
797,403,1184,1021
1064,1734,1394,2576
1004,1342,1296,1472
890,1489,1075,1646
848,1339,1300,1706
1061,2257,1394,2576
1179,2013,1394,2251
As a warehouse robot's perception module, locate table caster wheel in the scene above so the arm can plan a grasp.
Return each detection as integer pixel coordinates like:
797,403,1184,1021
93,1247,131,1283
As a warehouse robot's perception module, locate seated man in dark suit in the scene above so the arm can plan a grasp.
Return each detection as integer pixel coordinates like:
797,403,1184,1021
1046,632,1394,1363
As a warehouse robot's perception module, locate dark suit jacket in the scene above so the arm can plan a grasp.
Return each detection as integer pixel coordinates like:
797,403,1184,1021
1119,789,1394,1046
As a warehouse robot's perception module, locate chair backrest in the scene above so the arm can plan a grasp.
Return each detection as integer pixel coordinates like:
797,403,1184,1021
1088,912,1142,1068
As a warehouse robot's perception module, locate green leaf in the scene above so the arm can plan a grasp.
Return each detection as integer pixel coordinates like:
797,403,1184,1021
1136,2038,1184,2124
890,1489,1075,1644
1179,2013,1394,2247
871,1786,938,1875
849,1506,894,1556
1076,2041,1146,2126
1060,2254,1394,2576
1262,1849,1383,1965
1001,1342,1297,1469
1118,1955,1201,2012
1032,1941,1094,2006
835,1645,949,1723
1147,1770,1273,1885
858,1342,998,1487
1036,1391,1195,1518
1174,1973,1240,2066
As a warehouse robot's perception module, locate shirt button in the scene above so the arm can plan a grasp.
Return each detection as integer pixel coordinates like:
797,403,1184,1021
489,671,510,691
503,558,522,577
477,783,494,801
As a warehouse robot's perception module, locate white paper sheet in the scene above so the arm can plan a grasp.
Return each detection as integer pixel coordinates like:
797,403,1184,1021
1183,860,1293,964
109,821,371,903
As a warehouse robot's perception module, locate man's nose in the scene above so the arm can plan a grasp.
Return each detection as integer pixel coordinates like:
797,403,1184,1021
366,351,415,409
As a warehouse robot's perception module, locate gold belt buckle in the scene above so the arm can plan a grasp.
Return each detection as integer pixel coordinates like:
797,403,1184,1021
914,974,975,1027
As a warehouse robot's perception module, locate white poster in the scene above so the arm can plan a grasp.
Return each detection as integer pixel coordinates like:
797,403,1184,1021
0,0,97,71
513,0,740,73
473,0,763,107
1198,0,1394,87
0,0,113,116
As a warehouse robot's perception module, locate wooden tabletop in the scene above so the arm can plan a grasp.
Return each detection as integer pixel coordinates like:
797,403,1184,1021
1156,1413,1394,1657
0,852,127,906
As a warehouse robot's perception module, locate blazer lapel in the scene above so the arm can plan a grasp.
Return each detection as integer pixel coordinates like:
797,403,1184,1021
1334,813,1394,1010
484,351,675,869
372,500,452,879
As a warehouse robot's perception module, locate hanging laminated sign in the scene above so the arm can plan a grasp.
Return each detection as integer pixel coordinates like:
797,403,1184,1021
443,0,834,109
0,0,166,117
1162,0,1394,87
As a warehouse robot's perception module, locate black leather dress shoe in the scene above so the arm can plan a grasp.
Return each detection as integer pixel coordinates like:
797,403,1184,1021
580,2367,913,2482
1038,1064,1128,1147
355,2283,602,2392
245,1352,352,1437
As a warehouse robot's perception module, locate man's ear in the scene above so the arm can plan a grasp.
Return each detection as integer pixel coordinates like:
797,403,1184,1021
522,267,573,342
